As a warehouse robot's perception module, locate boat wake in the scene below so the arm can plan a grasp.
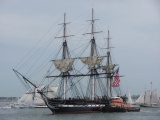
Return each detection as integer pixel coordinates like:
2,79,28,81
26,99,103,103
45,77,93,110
141,108,160,113
0,106,12,109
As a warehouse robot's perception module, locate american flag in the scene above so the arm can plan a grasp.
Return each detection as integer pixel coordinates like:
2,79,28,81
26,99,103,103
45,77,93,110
112,68,120,87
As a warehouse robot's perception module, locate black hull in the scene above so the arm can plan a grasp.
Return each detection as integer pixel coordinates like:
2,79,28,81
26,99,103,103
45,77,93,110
127,107,140,112
50,106,103,114
38,91,140,114
43,98,127,114
49,105,131,114
102,105,127,112
48,103,141,114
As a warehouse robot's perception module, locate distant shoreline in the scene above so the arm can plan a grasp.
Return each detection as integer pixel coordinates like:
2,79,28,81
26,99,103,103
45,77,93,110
0,97,19,102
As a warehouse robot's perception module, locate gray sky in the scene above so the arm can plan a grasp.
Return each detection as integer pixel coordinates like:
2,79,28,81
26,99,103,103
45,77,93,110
0,0,160,97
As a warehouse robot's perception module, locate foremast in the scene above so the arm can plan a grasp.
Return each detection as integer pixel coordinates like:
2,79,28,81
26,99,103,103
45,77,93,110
53,13,74,100
90,8,97,100
62,13,68,100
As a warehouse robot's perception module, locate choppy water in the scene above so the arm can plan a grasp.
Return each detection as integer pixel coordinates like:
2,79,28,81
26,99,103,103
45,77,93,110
0,102,160,120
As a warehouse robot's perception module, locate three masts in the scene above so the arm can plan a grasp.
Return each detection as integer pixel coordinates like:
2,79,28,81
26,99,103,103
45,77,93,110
37,9,130,114
47,8,116,101
14,8,141,114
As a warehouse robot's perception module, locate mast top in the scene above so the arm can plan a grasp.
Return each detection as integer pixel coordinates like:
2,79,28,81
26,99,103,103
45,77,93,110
55,13,74,42
83,8,102,38
107,30,111,52
105,29,114,52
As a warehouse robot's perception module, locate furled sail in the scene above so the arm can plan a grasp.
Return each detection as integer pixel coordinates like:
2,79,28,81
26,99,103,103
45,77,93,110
80,56,104,69
102,64,115,71
53,58,74,72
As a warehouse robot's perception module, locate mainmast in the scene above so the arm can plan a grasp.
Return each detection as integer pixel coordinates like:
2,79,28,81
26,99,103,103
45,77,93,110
62,13,67,100
102,30,115,97
90,8,96,100
84,8,101,100
63,13,67,59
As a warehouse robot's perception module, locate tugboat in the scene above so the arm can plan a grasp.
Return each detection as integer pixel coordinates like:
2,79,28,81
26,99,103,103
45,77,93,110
108,96,140,112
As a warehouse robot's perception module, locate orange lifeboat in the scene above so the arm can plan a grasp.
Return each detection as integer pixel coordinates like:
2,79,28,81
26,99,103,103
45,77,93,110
110,97,131,109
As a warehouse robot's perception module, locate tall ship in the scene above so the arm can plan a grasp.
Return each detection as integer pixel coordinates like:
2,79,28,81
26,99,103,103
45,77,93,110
14,8,140,114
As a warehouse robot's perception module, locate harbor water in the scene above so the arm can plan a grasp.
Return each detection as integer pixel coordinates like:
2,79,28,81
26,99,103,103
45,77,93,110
0,102,160,120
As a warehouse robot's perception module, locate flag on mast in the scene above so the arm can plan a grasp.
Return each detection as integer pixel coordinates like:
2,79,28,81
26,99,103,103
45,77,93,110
112,68,120,87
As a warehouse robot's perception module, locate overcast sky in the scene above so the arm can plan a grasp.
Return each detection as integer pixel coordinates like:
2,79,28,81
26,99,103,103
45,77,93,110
0,0,160,97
